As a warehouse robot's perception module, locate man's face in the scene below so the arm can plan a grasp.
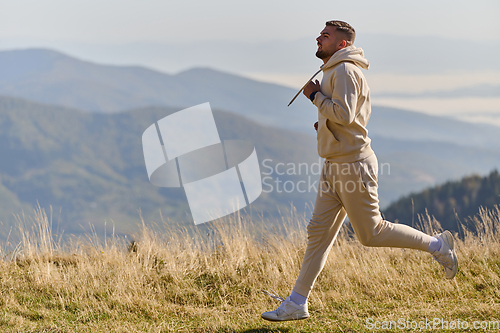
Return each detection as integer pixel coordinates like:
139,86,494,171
315,26,346,60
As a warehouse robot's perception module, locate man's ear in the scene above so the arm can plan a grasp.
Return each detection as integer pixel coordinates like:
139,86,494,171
336,39,347,51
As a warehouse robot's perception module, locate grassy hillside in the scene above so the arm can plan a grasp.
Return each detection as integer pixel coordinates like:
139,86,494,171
0,205,498,332
383,170,500,232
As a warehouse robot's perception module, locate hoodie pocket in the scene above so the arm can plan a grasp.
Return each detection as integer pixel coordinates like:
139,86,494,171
317,118,340,156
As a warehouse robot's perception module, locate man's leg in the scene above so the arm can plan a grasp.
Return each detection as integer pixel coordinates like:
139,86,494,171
336,154,458,278
292,167,347,298
336,154,432,250
261,162,346,321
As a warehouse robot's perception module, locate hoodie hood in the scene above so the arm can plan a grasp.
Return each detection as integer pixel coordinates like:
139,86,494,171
321,45,369,71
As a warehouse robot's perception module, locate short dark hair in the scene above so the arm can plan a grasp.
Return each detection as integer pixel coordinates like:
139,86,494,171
325,20,355,44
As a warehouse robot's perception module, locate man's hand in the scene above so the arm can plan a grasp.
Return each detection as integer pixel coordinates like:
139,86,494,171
303,79,321,100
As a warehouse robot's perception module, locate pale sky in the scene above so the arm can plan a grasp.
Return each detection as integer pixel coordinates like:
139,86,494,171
1,0,499,43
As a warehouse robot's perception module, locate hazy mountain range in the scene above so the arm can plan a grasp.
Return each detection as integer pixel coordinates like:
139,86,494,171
2,48,500,135
0,96,319,237
0,48,499,237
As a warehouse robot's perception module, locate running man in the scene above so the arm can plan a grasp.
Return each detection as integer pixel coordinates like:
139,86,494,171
261,20,458,322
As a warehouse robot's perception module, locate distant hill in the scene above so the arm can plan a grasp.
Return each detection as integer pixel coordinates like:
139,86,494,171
0,48,316,132
382,170,500,232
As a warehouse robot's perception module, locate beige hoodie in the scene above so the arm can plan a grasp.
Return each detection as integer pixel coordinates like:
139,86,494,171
312,45,374,163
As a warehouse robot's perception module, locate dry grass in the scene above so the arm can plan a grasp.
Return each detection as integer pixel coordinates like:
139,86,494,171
0,205,499,332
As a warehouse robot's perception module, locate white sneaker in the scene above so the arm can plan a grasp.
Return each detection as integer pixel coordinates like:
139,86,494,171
260,290,310,322
432,230,459,279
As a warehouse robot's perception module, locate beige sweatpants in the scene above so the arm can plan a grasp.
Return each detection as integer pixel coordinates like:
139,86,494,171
292,153,432,297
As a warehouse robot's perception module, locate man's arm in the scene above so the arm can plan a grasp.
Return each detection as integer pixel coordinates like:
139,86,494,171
308,68,359,126
303,79,321,101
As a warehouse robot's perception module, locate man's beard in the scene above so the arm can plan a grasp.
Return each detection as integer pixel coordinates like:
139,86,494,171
315,50,329,59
